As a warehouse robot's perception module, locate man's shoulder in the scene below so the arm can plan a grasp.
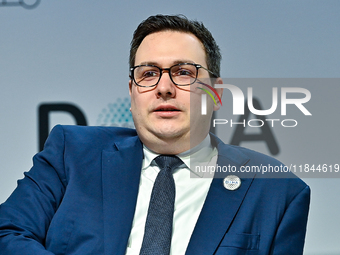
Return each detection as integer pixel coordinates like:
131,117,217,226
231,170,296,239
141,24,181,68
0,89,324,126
212,134,282,166
45,125,139,150
229,144,282,166
54,125,138,138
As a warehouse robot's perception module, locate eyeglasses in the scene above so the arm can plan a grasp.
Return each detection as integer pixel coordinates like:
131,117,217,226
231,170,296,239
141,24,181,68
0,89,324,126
130,63,218,88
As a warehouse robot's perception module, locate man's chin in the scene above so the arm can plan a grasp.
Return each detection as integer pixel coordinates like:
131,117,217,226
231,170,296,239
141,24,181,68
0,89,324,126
156,131,186,140
152,128,189,141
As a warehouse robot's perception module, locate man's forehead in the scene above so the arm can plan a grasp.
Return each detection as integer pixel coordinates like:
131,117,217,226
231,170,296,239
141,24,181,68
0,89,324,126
139,30,205,50
134,31,207,66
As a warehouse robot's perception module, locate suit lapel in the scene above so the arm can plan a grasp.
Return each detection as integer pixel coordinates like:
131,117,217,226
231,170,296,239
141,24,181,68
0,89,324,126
186,138,255,255
102,135,143,255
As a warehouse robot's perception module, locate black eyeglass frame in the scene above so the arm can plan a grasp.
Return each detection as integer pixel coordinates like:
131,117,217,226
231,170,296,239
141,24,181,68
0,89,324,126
129,63,218,88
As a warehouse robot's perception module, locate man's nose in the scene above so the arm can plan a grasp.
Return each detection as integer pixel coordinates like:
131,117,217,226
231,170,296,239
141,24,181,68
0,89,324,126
155,71,177,98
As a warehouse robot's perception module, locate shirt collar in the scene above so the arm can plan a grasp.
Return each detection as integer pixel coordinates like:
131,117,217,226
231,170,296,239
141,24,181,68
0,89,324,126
142,135,217,178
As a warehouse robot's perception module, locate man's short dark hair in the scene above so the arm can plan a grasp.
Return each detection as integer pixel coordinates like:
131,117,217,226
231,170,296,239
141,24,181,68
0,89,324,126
129,14,221,77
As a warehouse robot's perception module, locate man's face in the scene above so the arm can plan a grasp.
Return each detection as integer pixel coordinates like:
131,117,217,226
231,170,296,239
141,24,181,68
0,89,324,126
129,31,221,154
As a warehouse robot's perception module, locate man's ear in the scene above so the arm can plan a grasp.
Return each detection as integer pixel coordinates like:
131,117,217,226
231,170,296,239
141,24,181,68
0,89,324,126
213,77,223,111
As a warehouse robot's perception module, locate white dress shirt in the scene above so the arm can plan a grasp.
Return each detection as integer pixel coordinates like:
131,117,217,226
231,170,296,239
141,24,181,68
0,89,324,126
125,135,217,255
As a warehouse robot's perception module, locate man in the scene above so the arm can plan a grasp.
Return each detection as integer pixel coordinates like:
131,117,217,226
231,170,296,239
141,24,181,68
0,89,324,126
0,15,310,254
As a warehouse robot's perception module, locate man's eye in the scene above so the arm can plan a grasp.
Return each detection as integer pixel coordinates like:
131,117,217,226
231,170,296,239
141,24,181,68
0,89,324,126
143,71,158,77
175,69,194,76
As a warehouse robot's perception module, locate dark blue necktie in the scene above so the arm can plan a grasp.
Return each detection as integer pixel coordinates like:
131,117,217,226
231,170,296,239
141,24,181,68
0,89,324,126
139,155,183,255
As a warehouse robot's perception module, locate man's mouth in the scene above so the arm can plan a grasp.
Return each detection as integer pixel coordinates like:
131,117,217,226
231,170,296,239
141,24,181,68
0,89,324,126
153,105,181,117
154,108,180,112
154,105,180,112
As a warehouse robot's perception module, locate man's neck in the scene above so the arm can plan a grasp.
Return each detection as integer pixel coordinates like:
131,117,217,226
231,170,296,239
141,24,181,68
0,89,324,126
140,134,207,155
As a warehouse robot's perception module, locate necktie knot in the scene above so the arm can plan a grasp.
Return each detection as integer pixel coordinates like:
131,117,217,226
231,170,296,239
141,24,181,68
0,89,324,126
154,155,183,173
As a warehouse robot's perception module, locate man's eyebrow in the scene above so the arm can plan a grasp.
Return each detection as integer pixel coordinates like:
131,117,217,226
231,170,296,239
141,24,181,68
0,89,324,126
138,60,196,66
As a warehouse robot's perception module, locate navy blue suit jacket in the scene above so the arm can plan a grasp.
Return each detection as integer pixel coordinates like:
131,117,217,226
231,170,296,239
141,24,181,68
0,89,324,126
0,125,310,254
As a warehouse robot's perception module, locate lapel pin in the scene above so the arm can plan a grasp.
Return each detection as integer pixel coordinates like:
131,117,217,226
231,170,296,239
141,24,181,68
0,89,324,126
223,175,241,191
